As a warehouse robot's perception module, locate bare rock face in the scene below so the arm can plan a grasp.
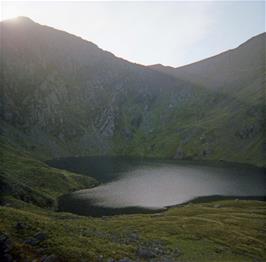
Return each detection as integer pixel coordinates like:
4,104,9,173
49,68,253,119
97,108,116,137
235,124,259,139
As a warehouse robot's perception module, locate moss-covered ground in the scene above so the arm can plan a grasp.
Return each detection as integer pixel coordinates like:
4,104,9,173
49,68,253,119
0,199,265,261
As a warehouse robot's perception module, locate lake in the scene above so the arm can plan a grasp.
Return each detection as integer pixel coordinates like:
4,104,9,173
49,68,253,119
47,157,266,217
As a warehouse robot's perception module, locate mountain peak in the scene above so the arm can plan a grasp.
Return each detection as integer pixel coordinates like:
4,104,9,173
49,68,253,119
1,16,35,25
16,16,34,22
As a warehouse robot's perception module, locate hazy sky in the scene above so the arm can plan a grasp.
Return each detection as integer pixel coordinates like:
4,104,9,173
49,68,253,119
1,1,265,67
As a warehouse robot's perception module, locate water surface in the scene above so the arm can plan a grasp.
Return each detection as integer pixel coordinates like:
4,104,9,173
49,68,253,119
48,158,265,216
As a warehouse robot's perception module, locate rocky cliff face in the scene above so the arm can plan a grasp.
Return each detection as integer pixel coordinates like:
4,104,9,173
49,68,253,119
0,17,265,166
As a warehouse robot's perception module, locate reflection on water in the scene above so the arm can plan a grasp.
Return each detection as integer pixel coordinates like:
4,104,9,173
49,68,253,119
51,158,265,216
71,164,265,209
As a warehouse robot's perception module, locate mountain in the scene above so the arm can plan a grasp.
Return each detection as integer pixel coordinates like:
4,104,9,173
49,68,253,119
0,17,265,166
150,33,266,104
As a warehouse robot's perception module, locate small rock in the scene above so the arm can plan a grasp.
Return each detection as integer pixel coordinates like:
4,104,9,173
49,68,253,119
34,232,47,242
24,237,39,246
136,247,156,259
128,232,139,242
15,222,27,231
173,247,182,256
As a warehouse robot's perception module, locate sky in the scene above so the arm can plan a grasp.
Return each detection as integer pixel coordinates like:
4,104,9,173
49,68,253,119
1,1,265,67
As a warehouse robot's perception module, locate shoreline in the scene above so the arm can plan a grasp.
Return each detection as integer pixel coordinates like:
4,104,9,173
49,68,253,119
46,156,266,173
58,194,266,218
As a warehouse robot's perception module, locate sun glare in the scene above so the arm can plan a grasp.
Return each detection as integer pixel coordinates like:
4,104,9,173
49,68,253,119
1,5,21,21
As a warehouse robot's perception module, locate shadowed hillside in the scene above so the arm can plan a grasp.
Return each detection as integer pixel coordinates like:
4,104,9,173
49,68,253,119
0,17,265,166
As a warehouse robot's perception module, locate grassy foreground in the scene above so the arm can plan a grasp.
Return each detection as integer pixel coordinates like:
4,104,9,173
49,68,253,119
0,200,265,261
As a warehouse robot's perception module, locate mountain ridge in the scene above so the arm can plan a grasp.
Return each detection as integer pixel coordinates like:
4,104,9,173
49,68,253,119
150,33,265,96
0,17,265,166
150,32,265,70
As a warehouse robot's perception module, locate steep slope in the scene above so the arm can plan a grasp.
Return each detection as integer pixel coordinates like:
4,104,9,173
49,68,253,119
0,17,202,157
0,17,265,166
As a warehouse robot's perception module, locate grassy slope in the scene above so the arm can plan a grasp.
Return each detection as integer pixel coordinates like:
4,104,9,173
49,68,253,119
0,140,98,208
114,91,265,167
0,200,265,261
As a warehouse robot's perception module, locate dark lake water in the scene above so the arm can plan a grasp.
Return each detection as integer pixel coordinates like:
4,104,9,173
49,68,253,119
47,157,266,217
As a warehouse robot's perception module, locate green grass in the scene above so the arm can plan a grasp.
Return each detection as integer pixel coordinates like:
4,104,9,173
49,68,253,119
110,87,265,167
0,140,98,208
0,200,265,261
